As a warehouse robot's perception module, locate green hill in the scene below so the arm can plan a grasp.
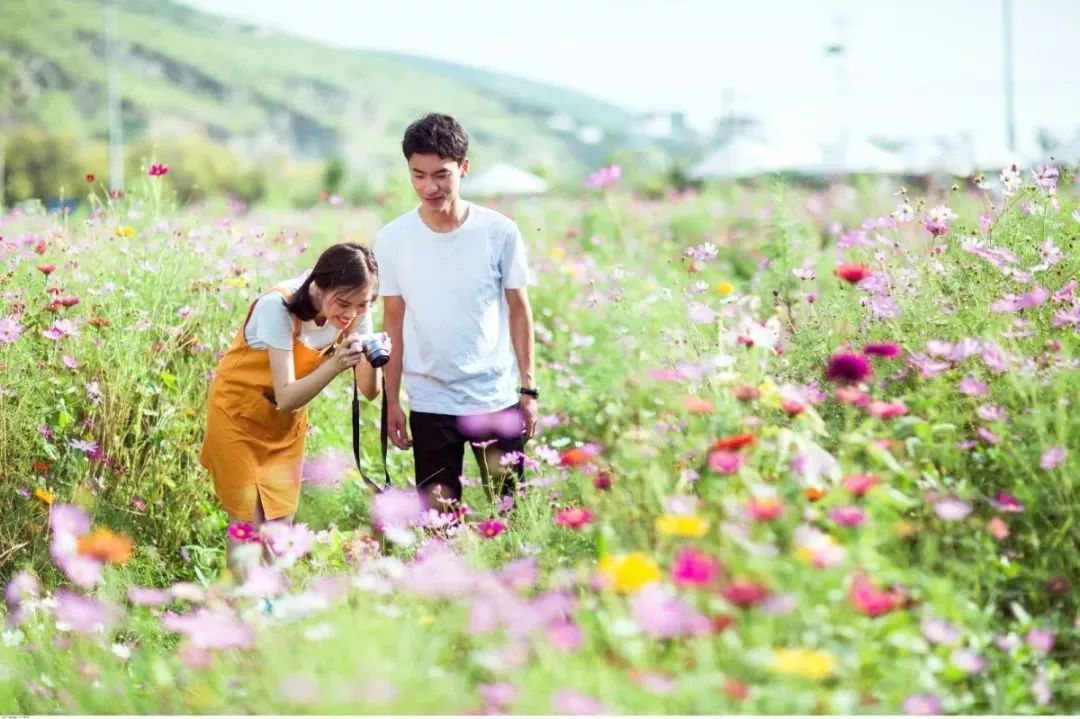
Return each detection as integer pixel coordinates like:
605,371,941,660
0,0,643,181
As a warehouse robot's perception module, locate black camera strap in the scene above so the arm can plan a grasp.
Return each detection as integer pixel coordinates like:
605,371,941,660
352,376,391,493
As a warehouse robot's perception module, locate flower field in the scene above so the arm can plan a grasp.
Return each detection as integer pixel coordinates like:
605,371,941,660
1,165,1078,714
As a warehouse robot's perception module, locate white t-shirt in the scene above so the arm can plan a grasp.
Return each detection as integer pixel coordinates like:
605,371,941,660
245,272,373,350
374,202,532,415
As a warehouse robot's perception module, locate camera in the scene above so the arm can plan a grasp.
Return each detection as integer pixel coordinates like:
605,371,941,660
348,333,390,368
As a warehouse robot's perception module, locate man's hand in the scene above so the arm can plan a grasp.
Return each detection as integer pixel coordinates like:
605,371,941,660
386,402,412,449
520,395,539,441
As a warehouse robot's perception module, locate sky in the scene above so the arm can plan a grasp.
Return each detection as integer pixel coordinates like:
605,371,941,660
179,0,1080,155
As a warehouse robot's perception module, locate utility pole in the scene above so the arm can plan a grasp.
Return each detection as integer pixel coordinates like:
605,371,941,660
1002,0,1016,153
105,0,124,192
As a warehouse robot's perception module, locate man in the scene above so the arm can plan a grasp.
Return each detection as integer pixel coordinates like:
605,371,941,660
374,113,538,516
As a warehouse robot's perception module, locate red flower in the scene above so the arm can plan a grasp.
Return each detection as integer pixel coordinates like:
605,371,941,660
842,474,880,496
721,579,770,608
713,433,755,452
732,385,760,402
835,263,871,284
147,163,169,177
723,678,749,701
849,574,901,617
593,471,613,490
746,497,784,522
37,264,56,276
85,173,95,183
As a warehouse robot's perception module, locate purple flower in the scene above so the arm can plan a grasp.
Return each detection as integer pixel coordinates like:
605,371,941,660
958,376,988,396
829,506,866,527
552,689,606,715
478,682,518,710
49,503,91,536
260,522,315,564
1040,446,1066,471
162,608,254,650
43,320,76,341
55,591,121,635
1025,627,1054,654
400,545,476,599
0,316,23,346
546,621,583,651
127,587,170,606
237,565,286,598
825,352,872,385
933,497,972,521
371,488,424,532
950,647,987,674
920,617,962,646
584,164,621,190
976,404,1007,422
902,694,942,715
301,450,351,488
630,585,710,639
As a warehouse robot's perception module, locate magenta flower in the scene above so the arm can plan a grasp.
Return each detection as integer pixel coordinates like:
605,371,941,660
863,342,901,358
147,163,169,177
227,521,259,543
671,547,721,587
829,506,866,527
42,319,76,341
1040,446,1066,471
476,518,507,539
825,352,872,385
991,492,1024,513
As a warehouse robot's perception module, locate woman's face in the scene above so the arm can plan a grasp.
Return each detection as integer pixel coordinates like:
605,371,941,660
314,283,374,331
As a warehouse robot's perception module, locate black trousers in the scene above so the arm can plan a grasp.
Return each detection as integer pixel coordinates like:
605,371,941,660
409,402,526,507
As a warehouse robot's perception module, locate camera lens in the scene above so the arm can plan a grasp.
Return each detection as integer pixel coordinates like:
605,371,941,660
362,338,390,368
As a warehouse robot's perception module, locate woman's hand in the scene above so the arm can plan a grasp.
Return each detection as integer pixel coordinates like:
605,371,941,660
330,342,366,374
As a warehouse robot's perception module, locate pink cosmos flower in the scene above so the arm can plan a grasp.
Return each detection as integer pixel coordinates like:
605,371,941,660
554,507,596,529
829,506,866,526
708,449,742,474
1040,446,1066,470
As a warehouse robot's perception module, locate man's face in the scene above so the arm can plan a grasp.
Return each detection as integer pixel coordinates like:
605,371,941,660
408,153,469,212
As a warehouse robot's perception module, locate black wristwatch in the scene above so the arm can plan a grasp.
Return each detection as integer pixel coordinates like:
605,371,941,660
519,386,540,399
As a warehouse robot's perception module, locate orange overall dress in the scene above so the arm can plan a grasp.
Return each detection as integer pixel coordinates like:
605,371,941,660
199,287,343,521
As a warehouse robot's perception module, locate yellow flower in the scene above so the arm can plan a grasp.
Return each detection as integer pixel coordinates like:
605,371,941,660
772,648,837,680
117,226,135,238
223,277,249,288
717,281,735,296
598,552,661,593
893,520,915,538
550,246,566,260
418,614,434,626
34,488,55,505
655,514,709,538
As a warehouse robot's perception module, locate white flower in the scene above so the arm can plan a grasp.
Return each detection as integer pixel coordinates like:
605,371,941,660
111,643,132,660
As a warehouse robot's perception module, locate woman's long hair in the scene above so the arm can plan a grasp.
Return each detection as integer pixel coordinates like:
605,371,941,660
284,242,378,322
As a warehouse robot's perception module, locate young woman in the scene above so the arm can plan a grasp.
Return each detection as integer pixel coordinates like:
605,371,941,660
199,242,388,568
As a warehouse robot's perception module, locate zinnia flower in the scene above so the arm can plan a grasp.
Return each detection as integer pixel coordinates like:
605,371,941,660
554,507,596,529
863,342,901,358
597,552,661,593
835,263,871,283
825,352,872,385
